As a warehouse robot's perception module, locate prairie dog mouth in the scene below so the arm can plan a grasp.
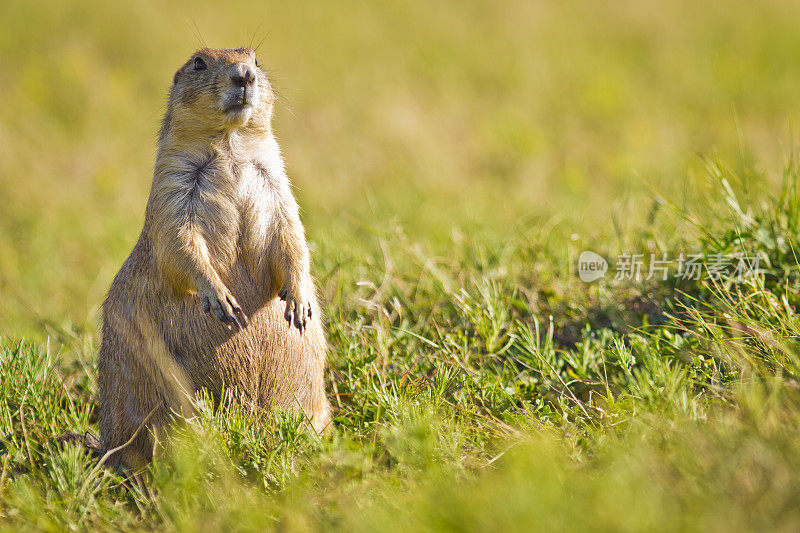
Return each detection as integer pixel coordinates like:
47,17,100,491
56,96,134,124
224,86,256,112
226,102,252,112
223,101,253,128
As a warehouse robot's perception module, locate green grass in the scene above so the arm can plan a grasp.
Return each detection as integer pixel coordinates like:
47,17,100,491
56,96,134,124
4,0,800,530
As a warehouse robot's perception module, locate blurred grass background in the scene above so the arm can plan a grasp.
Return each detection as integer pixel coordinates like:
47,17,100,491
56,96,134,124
2,0,800,336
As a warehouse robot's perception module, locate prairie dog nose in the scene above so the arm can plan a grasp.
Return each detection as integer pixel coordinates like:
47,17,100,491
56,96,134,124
229,63,255,87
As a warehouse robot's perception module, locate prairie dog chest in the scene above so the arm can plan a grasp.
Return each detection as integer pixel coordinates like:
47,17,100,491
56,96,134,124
234,156,277,237
231,155,283,253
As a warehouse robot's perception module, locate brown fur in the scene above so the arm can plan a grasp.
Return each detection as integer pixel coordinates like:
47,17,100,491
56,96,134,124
97,48,331,470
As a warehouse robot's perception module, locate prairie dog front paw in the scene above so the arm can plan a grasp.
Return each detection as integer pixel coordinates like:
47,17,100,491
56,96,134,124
279,284,312,333
199,284,248,331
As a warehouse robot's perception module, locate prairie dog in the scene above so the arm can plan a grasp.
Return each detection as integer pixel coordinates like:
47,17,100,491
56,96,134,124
97,48,331,469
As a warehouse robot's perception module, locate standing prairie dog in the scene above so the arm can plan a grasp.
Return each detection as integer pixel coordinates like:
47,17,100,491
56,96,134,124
98,48,331,469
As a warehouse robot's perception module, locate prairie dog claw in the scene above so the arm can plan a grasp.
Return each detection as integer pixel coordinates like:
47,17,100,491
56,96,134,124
280,285,312,333
200,286,248,331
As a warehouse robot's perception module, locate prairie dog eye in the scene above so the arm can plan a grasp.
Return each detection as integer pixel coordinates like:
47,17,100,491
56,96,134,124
255,58,259,67
193,57,207,71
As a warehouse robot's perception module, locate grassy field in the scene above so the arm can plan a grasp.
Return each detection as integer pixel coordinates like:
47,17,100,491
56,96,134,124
3,0,800,530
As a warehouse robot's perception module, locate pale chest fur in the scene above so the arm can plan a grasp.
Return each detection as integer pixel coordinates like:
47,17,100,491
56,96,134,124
150,136,287,284
215,153,285,277
234,155,283,272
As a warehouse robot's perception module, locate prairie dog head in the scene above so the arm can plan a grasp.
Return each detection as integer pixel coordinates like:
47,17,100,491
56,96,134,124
167,47,274,134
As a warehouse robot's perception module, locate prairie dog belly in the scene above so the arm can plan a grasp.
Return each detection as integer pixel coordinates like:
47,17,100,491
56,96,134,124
160,293,322,409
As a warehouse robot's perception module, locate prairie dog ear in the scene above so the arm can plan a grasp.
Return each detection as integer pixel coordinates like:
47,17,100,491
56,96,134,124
173,69,182,85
